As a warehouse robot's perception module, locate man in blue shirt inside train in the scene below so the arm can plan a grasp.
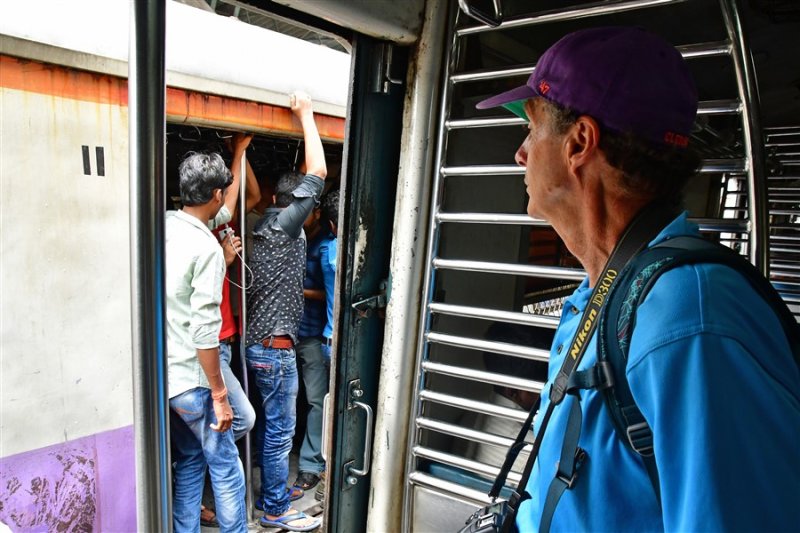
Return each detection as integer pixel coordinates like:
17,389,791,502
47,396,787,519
477,26,800,531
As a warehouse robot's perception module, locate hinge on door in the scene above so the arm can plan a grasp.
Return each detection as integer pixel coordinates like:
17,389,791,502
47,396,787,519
351,280,388,318
370,44,404,95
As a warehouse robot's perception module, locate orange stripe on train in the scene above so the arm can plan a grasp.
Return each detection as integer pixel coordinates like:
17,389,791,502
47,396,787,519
0,55,345,141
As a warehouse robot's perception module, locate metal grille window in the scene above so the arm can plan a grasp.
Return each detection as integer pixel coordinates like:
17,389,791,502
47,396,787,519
403,0,774,530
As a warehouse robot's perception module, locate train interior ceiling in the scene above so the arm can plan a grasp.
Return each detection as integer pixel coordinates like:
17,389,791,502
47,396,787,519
166,123,343,208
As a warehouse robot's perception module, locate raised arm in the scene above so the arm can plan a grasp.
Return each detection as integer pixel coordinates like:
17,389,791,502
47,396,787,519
223,132,253,217
243,158,261,214
290,92,327,179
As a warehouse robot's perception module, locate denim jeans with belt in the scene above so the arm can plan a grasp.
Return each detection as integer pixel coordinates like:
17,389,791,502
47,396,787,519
170,388,247,533
219,341,256,441
296,336,330,475
246,344,298,516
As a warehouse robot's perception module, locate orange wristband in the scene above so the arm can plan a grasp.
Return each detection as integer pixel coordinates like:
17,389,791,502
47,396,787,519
211,387,228,401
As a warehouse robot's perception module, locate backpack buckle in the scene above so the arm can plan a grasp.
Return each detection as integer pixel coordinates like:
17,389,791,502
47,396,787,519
555,448,587,489
626,421,654,456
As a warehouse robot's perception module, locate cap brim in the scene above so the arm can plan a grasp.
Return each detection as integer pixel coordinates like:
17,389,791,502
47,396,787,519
501,100,528,120
476,84,536,117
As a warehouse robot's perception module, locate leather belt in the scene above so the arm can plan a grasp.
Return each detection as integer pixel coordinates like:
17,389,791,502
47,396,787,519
220,334,238,344
261,335,294,349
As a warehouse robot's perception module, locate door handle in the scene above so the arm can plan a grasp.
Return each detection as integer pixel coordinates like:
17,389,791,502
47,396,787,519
347,400,373,478
321,392,330,462
343,379,374,487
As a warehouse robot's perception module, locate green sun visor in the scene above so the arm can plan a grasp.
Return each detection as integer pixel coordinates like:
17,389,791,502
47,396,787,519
502,100,528,121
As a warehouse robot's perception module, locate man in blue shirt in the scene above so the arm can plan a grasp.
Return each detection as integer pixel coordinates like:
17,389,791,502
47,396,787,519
319,188,339,364
477,26,800,531
293,204,330,492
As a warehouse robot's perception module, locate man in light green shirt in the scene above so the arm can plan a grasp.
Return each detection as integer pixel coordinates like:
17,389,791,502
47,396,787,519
166,151,246,532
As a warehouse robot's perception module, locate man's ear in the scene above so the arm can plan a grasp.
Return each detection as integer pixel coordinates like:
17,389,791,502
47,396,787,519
565,115,601,176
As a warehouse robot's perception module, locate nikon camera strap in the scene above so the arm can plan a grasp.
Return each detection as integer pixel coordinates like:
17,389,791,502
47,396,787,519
491,203,678,533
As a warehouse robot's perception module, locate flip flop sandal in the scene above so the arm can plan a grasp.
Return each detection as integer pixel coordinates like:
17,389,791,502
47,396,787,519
259,511,320,532
292,472,320,491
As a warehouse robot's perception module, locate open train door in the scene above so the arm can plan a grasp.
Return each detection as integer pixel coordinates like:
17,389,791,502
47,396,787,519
244,1,430,531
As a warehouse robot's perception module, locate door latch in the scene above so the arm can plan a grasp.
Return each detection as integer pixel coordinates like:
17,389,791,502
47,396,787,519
351,280,388,318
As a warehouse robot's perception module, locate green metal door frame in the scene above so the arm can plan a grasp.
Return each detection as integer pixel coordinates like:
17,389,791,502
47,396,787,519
324,35,408,533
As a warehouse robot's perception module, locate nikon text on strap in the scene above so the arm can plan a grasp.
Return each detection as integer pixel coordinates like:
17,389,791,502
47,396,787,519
481,204,679,533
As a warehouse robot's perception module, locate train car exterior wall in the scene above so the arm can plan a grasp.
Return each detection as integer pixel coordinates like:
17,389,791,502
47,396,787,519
0,53,345,531
0,54,136,531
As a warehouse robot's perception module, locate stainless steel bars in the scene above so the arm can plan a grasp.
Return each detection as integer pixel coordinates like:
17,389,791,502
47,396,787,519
720,0,768,274
408,472,494,506
422,360,545,392
449,41,729,84
457,0,687,36
426,332,551,362
433,258,586,281
445,99,741,130
441,159,747,176
416,417,531,452
413,446,522,484
428,301,559,328
436,212,548,225
129,1,171,530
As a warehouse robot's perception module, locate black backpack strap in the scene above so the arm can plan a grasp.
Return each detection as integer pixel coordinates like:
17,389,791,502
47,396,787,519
598,235,800,507
539,397,587,533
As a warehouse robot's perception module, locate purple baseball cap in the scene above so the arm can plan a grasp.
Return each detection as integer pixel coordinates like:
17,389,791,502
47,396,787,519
476,26,698,148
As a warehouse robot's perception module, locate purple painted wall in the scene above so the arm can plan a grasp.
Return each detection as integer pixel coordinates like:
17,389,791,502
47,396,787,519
0,425,137,532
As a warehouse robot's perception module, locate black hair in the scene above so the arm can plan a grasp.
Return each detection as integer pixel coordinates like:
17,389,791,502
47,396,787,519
274,171,305,208
321,188,340,230
178,152,231,206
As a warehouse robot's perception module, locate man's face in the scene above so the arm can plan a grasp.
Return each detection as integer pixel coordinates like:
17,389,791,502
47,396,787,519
514,99,569,220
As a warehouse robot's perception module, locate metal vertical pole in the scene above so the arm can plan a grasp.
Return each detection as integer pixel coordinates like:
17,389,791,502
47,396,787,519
129,1,171,531
238,153,255,524
720,0,769,275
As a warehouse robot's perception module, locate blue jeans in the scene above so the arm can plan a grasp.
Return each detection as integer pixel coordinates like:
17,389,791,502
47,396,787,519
170,388,247,533
296,336,330,475
246,344,298,516
220,341,256,441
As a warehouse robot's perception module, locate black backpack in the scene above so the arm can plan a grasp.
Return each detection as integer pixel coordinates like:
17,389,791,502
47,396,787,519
466,232,800,533
595,234,800,503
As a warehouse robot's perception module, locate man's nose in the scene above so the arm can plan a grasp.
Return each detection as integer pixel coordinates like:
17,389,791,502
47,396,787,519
515,140,528,167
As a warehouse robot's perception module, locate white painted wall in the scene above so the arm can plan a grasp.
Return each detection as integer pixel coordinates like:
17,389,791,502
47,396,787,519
0,88,133,457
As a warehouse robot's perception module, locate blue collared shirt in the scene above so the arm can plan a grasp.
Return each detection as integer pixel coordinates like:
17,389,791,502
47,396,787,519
517,212,800,532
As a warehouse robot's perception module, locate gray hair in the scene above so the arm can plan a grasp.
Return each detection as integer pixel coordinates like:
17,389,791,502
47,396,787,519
178,152,232,206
